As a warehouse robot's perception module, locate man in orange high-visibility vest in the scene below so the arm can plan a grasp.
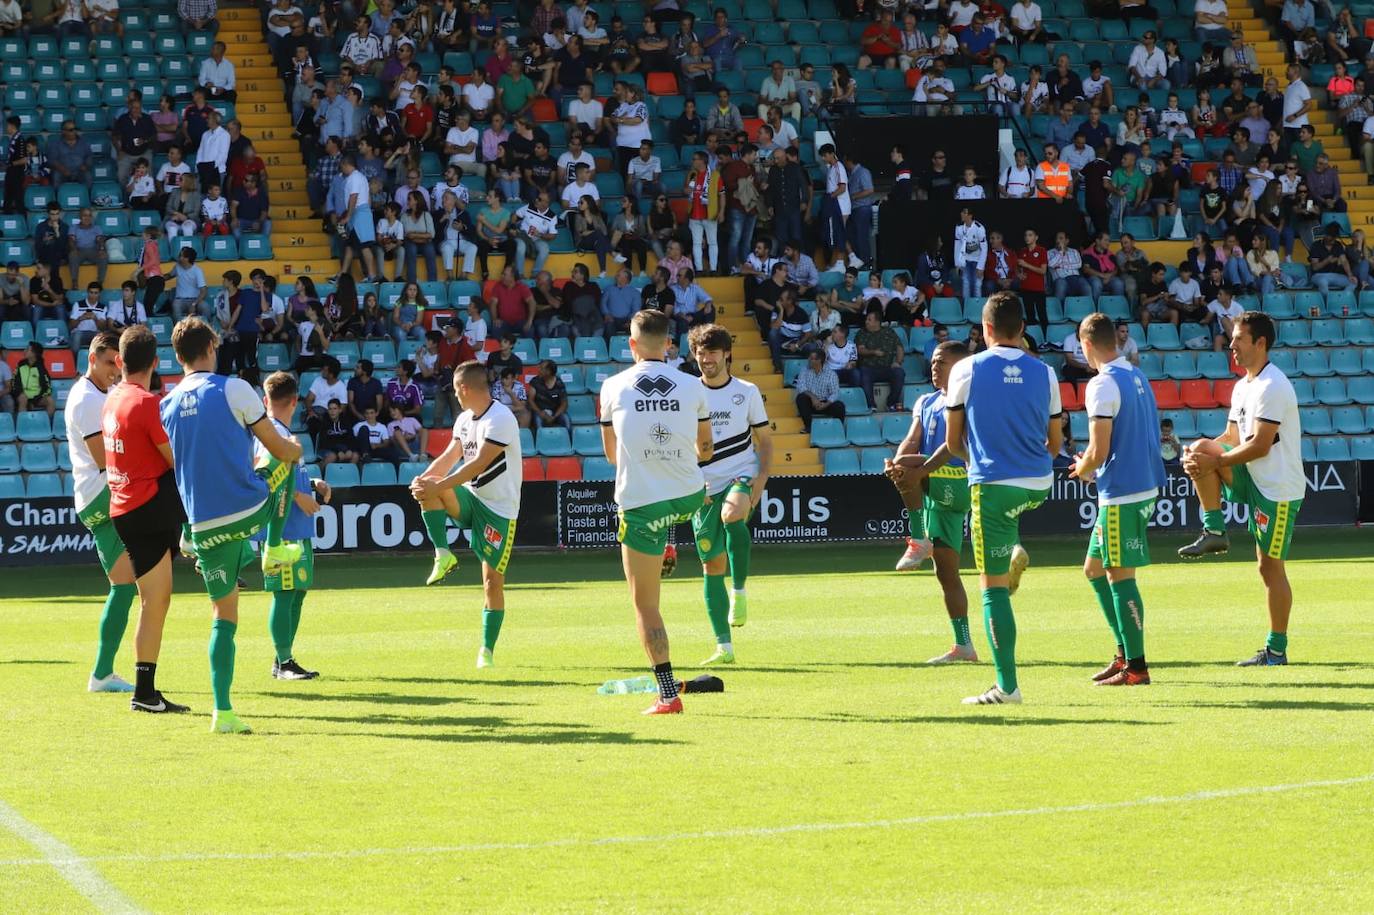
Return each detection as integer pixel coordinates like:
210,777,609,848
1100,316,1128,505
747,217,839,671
1035,143,1072,202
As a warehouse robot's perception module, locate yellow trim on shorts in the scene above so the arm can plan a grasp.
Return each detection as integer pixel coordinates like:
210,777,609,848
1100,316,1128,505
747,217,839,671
1267,500,1291,560
929,466,968,479
1105,504,1121,568
970,484,985,573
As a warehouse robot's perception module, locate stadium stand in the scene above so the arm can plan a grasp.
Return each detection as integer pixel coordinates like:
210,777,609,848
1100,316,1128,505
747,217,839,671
2,0,1373,498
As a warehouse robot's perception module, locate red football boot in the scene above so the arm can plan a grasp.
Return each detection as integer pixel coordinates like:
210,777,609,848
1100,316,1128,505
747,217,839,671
1097,668,1151,686
642,696,684,715
1091,655,1126,682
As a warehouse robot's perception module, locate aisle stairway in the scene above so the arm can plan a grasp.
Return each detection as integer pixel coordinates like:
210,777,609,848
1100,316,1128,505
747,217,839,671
214,5,336,274
1243,4,1372,243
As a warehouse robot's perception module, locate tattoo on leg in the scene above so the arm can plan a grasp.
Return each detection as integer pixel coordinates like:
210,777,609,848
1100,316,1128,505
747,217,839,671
646,626,669,657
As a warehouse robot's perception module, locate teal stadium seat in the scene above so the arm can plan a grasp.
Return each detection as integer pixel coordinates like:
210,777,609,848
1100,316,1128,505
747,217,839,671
824,448,861,474
0,474,21,498
845,415,883,446
325,463,361,488
809,418,846,448
572,425,603,456
361,463,398,486
25,473,62,497
838,387,870,416
21,443,58,472
582,456,615,480
535,428,573,456
16,412,51,442
0,413,12,441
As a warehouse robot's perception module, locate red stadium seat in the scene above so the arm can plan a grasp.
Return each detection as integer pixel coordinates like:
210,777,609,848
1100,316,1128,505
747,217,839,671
1213,378,1236,405
43,349,76,379
544,456,582,481
669,198,690,223
1180,379,1218,408
1059,381,1082,411
531,97,558,122
1151,380,1182,408
424,309,456,330
523,457,546,480
1189,162,1215,184
426,427,453,457
646,72,678,96
742,117,764,138
905,68,922,89
3,351,21,371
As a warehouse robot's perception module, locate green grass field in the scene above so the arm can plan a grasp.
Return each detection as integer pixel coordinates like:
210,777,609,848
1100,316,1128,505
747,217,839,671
3,529,1374,913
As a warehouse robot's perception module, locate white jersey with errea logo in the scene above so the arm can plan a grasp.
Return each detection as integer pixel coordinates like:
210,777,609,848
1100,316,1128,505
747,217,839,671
454,399,523,519
64,375,109,512
700,375,768,494
1228,361,1305,503
599,359,709,511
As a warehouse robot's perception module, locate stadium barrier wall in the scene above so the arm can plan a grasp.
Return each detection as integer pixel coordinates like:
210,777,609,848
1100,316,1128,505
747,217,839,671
0,464,1361,567
877,196,1090,271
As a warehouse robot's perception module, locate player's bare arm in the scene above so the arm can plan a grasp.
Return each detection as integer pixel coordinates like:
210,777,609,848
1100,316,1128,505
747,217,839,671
249,415,304,464
695,418,714,463
600,425,617,466
1070,417,1113,481
410,441,503,501
945,409,968,462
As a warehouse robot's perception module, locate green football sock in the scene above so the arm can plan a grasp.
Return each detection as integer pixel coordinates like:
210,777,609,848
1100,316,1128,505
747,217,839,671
482,608,505,651
1110,578,1146,662
290,589,307,643
908,507,926,540
982,587,1018,694
1202,508,1226,535
260,456,292,548
422,509,451,553
269,591,295,663
951,615,972,647
1266,631,1288,654
1090,575,1122,650
91,583,137,680
209,618,237,712
704,573,730,644
725,520,751,591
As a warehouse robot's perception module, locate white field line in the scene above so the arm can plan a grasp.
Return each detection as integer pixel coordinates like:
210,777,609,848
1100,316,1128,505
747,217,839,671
1,773,1371,869
0,798,144,913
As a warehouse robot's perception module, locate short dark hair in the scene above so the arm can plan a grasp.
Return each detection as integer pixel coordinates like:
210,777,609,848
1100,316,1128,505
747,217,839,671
982,291,1025,341
170,317,218,366
356,358,374,374
119,325,160,375
264,371,300,404
1237,310,1276,351
1080,312,1116,350
90,331,121,356
933,339,970,360
631,308,671,342
454,359,488,389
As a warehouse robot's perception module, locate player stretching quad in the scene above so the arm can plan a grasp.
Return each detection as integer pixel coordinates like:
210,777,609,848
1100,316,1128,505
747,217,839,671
102,326,188,714
886,339,978,665
601,310,714,715
1177,311,1304,667
945,292,1062,706
412,361,523,668
1068,314,1166,686
688,324,773,666
65,332,138,694
161,318,303,734
256,372,332,680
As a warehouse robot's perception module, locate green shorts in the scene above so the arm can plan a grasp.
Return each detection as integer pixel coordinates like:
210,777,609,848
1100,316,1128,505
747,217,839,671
1224,459,1302,561
189,459,293,601
970,482,1049,576
1087,498,1155,568
264,539,314,592
924,468,970,552
453,486,517,574
619,490,706,556
78,488,126,576
692,478,752,562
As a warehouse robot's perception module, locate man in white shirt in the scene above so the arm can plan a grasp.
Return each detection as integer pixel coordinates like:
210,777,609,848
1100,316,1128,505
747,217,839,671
195,109,230,195
1008,0,1044,43
341,17,384,75
1128,31,1169,90
198,41,237,102
824,325,859,384
819,143,857,272
69,283,113,349
566,82,606,146
461,69,495,119
1205,285,1243,350
1281,62,1313,139
556,133,595,187
974,54,1019,116
758,60,800,121
1114,319,1140,365
443,110,481,175
1179,311,1305,667
953,208,988,300
1193,0,1230,43
912,58,958,117
626,140,662,201
156,145,192,199
999,148,1035,198
513,190,558,278
559,162,599,208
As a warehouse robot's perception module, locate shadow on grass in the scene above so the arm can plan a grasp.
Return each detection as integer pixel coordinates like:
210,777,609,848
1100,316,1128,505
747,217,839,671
248,690,491,707
347,729,683,746
702,711,1168,727
0,659,75,665
250,712,575,730
361,675,587,688
1157,698,1374,712
1169,679,1374,690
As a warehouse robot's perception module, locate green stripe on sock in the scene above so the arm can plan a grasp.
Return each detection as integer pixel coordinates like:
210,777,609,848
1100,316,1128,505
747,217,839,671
209,618,237,712
704,574,730,643
1202,508,1226,535
422,509,451,552
1266,631,1288,654
951,615,972,647
92,583,136,680
982,586,1018,694
482,608,505,651
269,591,295,664
1090,575,1122,648
1110,578,1146,662
908,507,926,540
725,520,751,591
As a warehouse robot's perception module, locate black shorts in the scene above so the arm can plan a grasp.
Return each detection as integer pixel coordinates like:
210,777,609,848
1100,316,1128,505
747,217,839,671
110,472,187,580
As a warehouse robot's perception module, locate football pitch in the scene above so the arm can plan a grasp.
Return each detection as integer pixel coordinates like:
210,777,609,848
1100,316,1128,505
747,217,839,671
3,529,1373,913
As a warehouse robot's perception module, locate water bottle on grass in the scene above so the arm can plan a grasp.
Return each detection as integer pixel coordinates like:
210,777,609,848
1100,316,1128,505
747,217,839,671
597,676,657,695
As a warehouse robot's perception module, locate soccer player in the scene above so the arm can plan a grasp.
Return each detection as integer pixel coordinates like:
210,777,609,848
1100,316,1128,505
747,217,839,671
688,324,772,665
1178,311,1304,666
945,291,1062,705
103,325,189,714
256,372,332,680
412,360,523,668
886,339,977,665
67,332,138,693
1068,314,1166,686
600,310,713,715
161,318,303,734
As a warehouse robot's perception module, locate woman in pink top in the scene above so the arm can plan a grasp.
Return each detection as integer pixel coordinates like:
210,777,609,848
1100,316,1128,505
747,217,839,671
657,237,692,285
152,94,180,153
